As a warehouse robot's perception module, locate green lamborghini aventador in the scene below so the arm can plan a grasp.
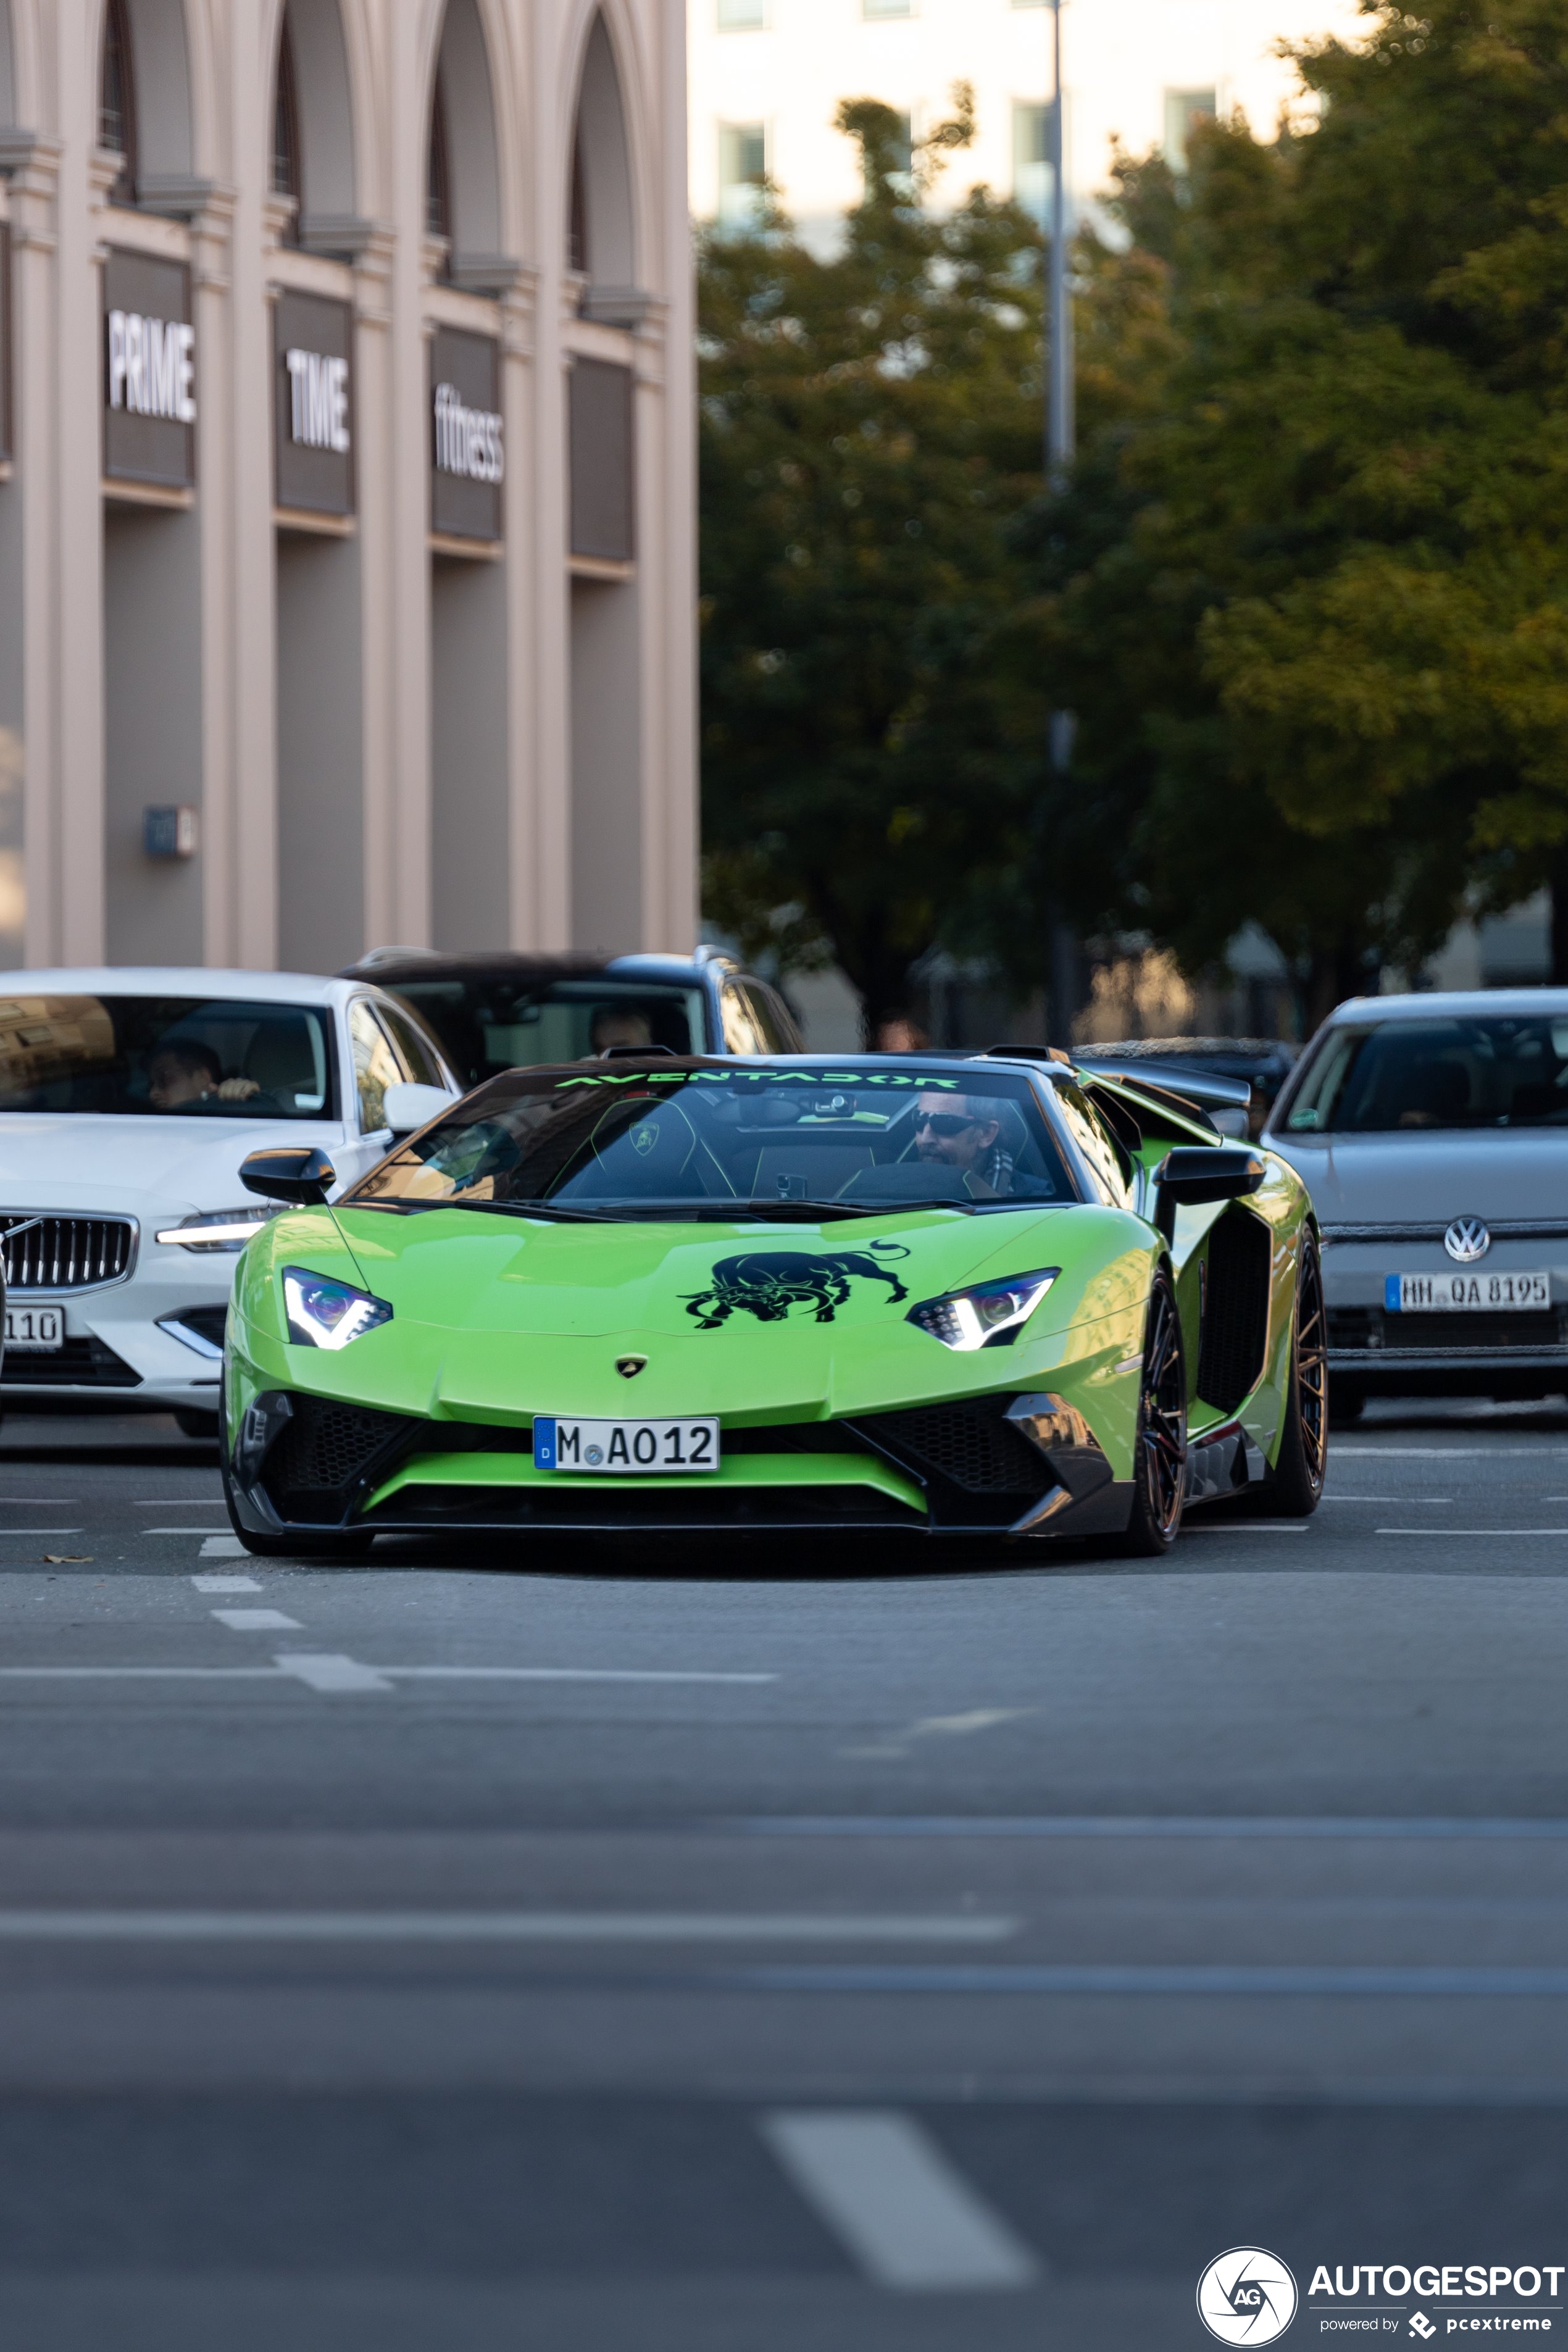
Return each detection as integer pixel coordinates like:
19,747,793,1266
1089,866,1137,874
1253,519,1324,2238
220,1051,1326,1557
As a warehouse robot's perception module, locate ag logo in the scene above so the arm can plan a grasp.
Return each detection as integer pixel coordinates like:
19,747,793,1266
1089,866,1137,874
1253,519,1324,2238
1410,2319,1436,2342
1196,2248,1298,2344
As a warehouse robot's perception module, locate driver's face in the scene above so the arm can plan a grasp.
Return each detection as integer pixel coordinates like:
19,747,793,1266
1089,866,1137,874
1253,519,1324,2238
914,1093,998,1167
148,1054,209,1109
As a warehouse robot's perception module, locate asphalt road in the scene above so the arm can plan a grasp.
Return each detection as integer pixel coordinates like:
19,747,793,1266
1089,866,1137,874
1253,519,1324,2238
1,1401,1567,2350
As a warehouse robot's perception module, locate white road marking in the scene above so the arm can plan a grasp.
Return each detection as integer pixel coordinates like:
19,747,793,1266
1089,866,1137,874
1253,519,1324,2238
1320,1495,1453,1503
211,1608,302,1632
0,1659,776,1688
1338,1446,1568,1457
0,1498,79,1504
734,1814,1568,1840
0,1909,1015,1945
191,1574,261,1593
136,1499,225,1506
759,2111,1039,2291
0,1528,83,1535
273,1653,394,1693
383,1666,777,1683
199,1538,248,1559
144,1528,231,1536
1378,1528,1568,1537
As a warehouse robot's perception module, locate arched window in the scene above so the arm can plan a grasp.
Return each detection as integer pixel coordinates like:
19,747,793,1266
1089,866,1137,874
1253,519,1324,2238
99,0,138,204
425,2,505,286
570,15,641,319
426,66,451,247
272,15,302,238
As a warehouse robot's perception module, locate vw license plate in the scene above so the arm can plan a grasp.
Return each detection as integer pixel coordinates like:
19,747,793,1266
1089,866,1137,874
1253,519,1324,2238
1387,1271,1551,1312
533,1416,720,1474
4,1304,62,1350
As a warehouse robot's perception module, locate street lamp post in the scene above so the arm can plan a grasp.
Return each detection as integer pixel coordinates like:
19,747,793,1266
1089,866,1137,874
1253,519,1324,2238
1045,0,1077,1041
1047,0,1074,492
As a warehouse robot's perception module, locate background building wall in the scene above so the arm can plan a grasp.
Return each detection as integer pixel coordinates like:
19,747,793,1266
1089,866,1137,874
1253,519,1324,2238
688,0,1363,243
0,0,697,977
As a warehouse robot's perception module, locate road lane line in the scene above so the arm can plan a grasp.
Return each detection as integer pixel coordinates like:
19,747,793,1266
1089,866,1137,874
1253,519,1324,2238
192,1575,261,1593
0,1661,776,1686
759,2111,1039,2290
0,1528,83,1535
1181,1524,1306,1534
731,1815,1568,1840
143,1528,232,1535
273,1653,394,1693
0,1910,1015,1944
199,1538,248,1559
211,1609,302,1631
1377,1528,1568,1537
385,1666,776,1683
1339,1447,1568,1457
741,1964,1568,1996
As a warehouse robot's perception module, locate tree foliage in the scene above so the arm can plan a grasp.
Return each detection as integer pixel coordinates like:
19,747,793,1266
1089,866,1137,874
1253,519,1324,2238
698,94,1045,1038
1022,0,1568,1023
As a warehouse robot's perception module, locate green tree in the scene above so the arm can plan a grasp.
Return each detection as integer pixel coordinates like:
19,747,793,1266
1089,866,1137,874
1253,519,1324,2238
698,93,1045,1041
1019,0,1568,1024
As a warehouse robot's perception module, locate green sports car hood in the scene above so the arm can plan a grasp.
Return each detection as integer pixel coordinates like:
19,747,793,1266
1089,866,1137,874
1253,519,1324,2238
235,1200,1155,1427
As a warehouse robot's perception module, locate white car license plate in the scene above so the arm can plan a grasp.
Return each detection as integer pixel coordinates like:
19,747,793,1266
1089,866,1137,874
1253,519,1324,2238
533,1416,720,1474
5,1304,63,1350
1386,1271,1551,1312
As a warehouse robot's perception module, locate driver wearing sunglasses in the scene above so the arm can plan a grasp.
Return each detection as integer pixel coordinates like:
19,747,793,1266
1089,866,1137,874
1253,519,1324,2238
912,1090,1014,1196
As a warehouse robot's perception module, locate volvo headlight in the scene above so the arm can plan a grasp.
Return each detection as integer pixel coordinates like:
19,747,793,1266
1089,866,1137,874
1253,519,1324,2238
907,1267,1059,1352
282,1267,393,1350
156,1207,273,1252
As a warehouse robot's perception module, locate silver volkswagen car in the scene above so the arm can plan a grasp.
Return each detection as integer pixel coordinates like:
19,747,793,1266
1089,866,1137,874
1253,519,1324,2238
1263,990,1568,1417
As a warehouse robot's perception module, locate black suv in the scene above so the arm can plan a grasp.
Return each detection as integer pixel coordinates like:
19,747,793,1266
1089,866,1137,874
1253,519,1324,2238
338,948,803,1092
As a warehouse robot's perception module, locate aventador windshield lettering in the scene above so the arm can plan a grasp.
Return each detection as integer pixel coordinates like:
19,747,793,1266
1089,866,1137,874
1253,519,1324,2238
346,1062,1077,1217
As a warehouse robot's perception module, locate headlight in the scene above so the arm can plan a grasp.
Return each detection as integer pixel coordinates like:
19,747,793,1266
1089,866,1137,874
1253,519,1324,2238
282,1267,393,1350
906,1267,1059,1352
156,1208,273,1253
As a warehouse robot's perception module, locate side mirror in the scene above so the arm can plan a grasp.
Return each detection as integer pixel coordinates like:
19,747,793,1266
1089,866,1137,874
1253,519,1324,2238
382,1082,454,1135
1152,1146,1265,1240
240,1146,338,1207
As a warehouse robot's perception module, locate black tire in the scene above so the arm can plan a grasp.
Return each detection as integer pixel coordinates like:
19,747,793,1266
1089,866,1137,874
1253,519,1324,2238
1114,1267,1188,1556
1267,1226,1328,1515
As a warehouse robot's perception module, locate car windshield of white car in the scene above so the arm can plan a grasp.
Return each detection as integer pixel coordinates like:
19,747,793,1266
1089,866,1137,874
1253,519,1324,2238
1284,1014,1568,1132
348,1062,1076,1213
0,995,335,1119
382,978,706,1088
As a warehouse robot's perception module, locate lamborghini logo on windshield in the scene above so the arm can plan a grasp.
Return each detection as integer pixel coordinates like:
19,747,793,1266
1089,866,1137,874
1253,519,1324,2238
683,1246,910,1330
632,1127,657,1156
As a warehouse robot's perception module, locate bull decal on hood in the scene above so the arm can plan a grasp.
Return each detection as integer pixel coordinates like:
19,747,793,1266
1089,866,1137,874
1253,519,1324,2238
683,1246,910,1329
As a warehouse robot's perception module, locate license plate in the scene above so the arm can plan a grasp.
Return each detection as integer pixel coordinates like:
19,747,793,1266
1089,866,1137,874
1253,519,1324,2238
5,1305,63,1350
1386,1271,1551,1312
533,1416,720,1474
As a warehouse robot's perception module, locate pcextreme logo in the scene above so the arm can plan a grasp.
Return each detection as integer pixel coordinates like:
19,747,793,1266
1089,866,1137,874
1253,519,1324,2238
1198,2247,1300,2343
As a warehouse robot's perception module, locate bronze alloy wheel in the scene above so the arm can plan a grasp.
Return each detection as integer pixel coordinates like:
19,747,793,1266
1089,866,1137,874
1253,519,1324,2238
1118,1270,1188,1554
1266,1226,1328,1516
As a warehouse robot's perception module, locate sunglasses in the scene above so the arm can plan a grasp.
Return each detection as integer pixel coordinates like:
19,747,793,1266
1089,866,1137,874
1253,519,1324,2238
914,1112,979,1138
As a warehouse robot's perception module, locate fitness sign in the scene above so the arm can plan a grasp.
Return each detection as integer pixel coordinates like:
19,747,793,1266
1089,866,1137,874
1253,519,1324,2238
1199,2248,1565,2342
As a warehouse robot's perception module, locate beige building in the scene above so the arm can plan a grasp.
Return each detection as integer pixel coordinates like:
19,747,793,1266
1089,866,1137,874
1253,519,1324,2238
0,0,696,977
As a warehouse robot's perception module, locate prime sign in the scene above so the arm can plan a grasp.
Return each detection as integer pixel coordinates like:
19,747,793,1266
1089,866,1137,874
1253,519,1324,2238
107,310,196,425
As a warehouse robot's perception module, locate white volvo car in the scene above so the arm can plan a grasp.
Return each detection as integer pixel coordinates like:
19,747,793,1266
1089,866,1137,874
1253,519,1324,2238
0,970,459,1434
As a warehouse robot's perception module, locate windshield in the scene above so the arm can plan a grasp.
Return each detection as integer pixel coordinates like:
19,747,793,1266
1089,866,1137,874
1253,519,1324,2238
347,1062,1075,1214
382,977,707,1090
1282,1014,1568,1133
0,995,336,1119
